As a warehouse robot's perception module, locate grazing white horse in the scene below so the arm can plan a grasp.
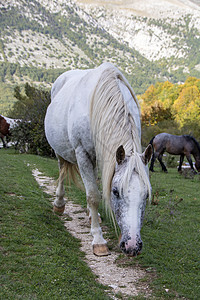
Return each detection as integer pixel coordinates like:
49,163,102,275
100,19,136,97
45,63,152,256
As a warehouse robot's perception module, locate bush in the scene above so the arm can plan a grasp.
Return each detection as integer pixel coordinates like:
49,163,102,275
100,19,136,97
9,83,54,156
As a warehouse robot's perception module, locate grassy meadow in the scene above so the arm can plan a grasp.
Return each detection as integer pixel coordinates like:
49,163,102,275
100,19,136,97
0,149,200,299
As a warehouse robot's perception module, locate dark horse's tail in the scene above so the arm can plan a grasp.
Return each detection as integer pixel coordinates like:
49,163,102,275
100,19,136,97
149,136,155,172
149,136,155,150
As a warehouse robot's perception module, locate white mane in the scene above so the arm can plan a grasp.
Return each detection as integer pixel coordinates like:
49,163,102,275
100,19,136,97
90,66,151,207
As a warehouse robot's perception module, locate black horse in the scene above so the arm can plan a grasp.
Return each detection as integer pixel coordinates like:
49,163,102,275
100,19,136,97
149,133,200,173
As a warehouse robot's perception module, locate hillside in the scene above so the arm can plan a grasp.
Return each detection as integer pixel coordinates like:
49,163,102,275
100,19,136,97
74,0,200,63
0,0,200,113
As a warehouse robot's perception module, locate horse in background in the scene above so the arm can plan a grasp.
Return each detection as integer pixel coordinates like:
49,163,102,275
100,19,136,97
0,115,10,148
0,115,20,148
149,133,200,173
45,63,152,257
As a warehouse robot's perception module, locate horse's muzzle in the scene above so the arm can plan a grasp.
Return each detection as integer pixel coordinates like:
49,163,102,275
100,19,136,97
120,238,143,256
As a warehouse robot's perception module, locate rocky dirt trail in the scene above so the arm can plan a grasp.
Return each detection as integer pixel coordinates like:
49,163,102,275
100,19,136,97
32,168,151,299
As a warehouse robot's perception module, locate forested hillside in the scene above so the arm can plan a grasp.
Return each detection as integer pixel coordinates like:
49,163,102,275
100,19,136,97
0,0,199,113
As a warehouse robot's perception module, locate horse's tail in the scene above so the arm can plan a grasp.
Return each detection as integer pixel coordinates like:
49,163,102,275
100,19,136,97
149,136,155,148
59,160,83,190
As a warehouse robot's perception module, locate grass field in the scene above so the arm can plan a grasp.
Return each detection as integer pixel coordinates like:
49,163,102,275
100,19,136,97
0,149,111,300
0,149,200,299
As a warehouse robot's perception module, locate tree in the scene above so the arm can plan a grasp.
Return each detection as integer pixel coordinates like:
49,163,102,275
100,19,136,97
9,83,54,156
173,85,200,128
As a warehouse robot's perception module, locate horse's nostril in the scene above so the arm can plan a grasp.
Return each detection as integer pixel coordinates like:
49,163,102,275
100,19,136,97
120,241,126,251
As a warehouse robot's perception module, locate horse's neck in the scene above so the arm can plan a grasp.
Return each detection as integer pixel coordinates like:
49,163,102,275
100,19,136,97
192,143,200,160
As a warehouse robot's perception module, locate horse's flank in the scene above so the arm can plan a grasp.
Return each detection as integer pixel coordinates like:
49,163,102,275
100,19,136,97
0,115,10,136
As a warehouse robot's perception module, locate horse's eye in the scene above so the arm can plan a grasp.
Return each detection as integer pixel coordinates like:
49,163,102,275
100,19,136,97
112,188,119,198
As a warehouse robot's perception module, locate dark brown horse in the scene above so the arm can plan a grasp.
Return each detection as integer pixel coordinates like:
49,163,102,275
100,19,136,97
149,133,200,173
0,115,10,148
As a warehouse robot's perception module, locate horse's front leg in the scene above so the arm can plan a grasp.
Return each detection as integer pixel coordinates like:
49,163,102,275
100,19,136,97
75,146,110,256
53,156,66,215
178,154,184,172
186,154,196,172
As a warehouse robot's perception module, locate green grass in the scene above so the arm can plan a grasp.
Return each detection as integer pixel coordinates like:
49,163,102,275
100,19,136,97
140,166,200,299
0,149,111,300
1,149,200,299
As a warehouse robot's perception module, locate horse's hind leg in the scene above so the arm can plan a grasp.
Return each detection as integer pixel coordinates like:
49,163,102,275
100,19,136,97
75,146,109,256
158,153,168,172
53,156,66,215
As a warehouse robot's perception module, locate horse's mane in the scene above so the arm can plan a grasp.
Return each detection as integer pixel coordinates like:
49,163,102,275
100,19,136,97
90,65,151,209
184,135,200,153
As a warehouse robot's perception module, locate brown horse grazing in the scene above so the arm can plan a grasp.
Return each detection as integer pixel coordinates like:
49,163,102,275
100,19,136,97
149,133,200,173
0,115,10,148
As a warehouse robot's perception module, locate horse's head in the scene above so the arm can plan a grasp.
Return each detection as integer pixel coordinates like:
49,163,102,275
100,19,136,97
111,145,152,256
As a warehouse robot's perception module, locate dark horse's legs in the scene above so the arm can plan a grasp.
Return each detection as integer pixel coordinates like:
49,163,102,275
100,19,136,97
150,151,168,172
158,153,168,173
178,154,184,172
178,153,196,172
186,154,195,171
149,152,156,172
0,136,7,148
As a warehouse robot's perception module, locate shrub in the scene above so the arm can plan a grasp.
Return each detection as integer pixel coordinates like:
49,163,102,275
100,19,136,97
9,83,54,156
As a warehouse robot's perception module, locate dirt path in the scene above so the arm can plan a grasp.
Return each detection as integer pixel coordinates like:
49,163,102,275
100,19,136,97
32,168,151,299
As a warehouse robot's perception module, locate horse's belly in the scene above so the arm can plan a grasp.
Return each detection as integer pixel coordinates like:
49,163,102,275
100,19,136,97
45,100,94,164
45,103,77,163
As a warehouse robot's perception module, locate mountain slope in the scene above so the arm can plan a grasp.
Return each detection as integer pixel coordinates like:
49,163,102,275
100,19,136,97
0,0,199,113
74,0,200,63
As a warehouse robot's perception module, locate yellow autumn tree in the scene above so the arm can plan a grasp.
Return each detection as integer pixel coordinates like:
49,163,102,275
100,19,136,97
139,77,200,144
173,85,200,128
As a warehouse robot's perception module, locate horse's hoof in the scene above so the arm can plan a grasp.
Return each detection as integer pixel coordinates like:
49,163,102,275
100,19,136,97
53,205,65,215
93,244,110,256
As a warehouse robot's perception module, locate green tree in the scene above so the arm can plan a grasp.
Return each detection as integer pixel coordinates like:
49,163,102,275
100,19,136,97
9,83,54,156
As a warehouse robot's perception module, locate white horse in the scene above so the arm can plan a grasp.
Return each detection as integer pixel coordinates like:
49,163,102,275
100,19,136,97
45,63,152,256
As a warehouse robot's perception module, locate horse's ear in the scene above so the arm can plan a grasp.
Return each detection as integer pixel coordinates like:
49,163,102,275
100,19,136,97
141,144,152,165
116,145,125,165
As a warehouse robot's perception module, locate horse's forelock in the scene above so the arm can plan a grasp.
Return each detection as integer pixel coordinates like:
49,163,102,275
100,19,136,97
119,153,151,201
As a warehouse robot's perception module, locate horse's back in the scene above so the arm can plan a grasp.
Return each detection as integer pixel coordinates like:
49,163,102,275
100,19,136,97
154,133,186,154
51,63,115,101
45,62,140,162
51,69,90,100
45,63,116,161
